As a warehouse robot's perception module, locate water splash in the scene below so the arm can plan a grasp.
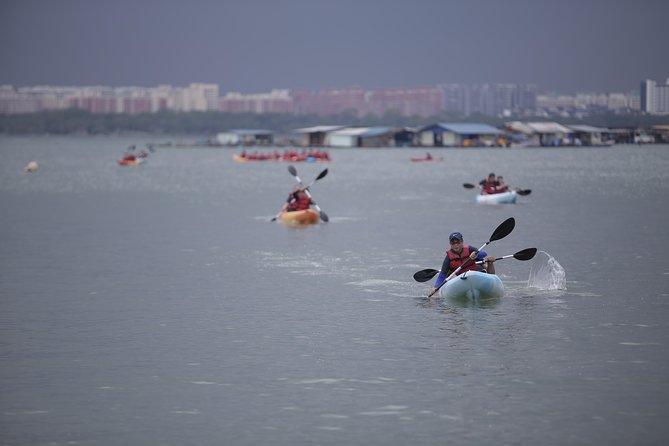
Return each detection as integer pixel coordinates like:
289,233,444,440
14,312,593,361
527,251,566,290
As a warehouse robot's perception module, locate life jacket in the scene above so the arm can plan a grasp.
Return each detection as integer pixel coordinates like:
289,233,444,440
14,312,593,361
446,245,479,276
287,193,311,211
481,180,497,194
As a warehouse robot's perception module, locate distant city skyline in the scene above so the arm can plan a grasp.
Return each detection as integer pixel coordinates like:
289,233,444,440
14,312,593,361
0,79,650,96
2,81,649,117
2,0,669,95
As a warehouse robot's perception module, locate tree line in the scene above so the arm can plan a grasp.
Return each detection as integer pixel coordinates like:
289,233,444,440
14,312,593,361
0,108,665,135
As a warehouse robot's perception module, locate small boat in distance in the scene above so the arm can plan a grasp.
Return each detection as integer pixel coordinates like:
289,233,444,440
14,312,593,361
23,161,39,172
117,157,146,166
410,152,443,162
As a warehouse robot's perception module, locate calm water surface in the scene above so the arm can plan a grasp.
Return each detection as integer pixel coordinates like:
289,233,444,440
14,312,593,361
1,136,669,445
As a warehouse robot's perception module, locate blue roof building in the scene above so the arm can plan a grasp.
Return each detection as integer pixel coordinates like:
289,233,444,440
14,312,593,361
417,122,506,147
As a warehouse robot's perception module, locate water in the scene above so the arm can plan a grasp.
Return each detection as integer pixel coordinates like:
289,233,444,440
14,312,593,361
1,136,669,445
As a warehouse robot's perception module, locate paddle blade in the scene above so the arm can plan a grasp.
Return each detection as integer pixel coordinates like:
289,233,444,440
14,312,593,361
288,165,297,176
514,247,537,261
463,183,475,189
413,269,440,282
517,189,532,196
319,211,329,223
315,168,328,181
489,217,515,242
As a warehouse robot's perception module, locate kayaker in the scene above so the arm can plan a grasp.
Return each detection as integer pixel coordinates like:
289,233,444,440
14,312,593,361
122,144,137,161
282,186,313,212
495,176,509,193
428,231,496,296
478,173,499,195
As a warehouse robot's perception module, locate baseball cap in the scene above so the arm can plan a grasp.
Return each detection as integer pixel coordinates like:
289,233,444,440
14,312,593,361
449,232,464,242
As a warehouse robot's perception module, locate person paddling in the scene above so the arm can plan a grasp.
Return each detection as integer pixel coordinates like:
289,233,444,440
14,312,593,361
428,231,496,296
495,176,509,193
281,185,313,212
122,145,137,161
478,172,499,195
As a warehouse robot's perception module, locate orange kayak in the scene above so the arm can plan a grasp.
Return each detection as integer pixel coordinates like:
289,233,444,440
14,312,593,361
118,158,146,166
278,209,320,226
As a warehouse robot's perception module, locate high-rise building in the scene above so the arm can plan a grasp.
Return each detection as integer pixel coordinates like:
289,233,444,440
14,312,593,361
641,79,655,112
439,83,536,116
186,83,219,111
364,87,442,118
219,90,293,113
641,79,669,114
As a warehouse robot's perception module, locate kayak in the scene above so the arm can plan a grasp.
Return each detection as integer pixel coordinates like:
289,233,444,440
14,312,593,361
410,157,443,162
476,191,517,204
118,158,146,166
438,270,504,300
278,209,320,226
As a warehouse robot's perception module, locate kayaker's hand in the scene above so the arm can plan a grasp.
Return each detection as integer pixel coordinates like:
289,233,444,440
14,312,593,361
486,256,496,262
469,251,478,261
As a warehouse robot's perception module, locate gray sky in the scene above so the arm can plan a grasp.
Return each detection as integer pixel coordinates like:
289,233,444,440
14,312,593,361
1,0,668,94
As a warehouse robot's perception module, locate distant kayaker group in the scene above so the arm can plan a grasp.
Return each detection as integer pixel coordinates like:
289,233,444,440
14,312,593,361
234,148,331,162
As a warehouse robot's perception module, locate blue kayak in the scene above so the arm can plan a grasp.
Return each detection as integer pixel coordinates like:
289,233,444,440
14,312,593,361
475,191,517,204
438,271,504,300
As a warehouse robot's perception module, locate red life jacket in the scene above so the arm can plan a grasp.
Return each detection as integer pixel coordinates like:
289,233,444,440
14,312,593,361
481,180,497,194
287,193,311,211
446,245,478,276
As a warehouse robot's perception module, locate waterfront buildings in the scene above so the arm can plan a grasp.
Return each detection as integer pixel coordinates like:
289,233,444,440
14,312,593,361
0,80,661,117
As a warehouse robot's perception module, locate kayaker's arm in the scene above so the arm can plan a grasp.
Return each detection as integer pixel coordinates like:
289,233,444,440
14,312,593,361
430,257,451,295
475,250,496,274
485,256,496,274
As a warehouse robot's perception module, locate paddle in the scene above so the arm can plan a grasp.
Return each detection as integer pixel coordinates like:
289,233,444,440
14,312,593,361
414,247,536,283
463,183,476,189
474,247,537,265
270,167,329,222
305,167,328,188
413,268,440,283
427,217,515,297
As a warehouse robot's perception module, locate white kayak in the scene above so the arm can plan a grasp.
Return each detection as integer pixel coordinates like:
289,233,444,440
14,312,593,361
438,271,504,300
476,191,517,204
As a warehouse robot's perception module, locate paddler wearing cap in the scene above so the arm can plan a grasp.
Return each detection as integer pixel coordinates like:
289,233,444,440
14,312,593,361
478,172,499,195
428,231,497,296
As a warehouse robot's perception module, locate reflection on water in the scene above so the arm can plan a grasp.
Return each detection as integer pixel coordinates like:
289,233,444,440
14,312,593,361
444,294,501,309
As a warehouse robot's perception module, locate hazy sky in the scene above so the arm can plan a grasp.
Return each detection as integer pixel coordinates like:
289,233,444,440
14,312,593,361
1,0,668,94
